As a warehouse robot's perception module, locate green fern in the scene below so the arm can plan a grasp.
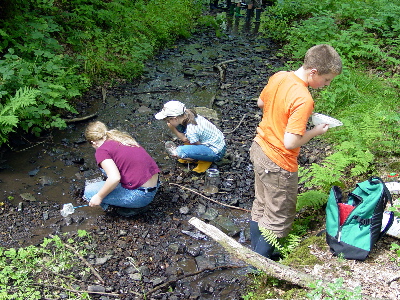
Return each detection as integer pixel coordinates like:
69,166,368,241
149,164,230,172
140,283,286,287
259,227,301,259
0,87,39,143
296,190,329,211
299,140,374,192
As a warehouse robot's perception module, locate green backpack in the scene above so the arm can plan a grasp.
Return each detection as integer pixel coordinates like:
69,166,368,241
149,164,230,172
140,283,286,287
325,176,394,261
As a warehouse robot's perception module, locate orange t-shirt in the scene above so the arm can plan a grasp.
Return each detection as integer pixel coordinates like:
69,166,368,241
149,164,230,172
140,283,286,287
254,71,314,172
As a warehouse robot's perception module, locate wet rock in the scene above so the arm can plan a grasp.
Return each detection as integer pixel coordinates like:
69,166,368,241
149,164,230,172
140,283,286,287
71,214,84,224
168,243,185,254
151,277,165,286
20,193,37,202
179,206,190,214
62,215,72,225
129,273,142,281
175,258,197,274
88,285,106,293
201,207,219,220
137,105,152,113
38,176,55,186
124,266,136,274
195,255,216,270
95,254,113,265
210,216,241,237
186,245,201,257
196,204,207,215
71,157,85,164
181,230,207,240
28,167,40,176
138,265,150,276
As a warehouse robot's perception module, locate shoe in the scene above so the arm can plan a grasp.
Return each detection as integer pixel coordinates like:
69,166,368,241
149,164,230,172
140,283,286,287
116,206,149,217
192,161,212,173
165,141,177,156
178,159,193,164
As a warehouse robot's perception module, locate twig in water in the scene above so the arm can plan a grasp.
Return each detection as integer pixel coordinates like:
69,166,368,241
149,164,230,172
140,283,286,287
64,113,98,123
223,113,247,134
169,183,250,212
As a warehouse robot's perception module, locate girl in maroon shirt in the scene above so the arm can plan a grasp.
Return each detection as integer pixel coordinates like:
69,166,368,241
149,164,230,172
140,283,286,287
83,121,160,217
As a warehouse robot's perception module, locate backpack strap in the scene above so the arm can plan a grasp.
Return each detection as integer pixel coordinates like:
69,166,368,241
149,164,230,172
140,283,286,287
380,211,395,239
351,177,394,236
370,176,393,206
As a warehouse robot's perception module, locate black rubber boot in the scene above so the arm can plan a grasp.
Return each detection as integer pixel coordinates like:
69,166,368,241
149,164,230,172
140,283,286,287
255,8,262,22
250,220,261,250
245,8,252,22
254,235,275,258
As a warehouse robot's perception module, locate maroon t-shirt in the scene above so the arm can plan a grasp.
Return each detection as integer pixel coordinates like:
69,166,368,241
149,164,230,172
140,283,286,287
95,140,159,190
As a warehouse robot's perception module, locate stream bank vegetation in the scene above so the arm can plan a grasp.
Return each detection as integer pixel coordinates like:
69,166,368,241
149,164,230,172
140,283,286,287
0,0,206,146
238,0,400,298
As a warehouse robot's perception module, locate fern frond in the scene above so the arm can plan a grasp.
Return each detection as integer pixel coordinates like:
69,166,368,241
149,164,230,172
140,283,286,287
296,190,329,211
9,87,40,111
0,87,40,145
259,226,283,253
259,226,302,259
280,234,301,258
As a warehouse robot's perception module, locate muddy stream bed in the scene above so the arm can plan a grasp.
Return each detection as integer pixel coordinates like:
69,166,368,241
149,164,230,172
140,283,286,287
0,16,356,299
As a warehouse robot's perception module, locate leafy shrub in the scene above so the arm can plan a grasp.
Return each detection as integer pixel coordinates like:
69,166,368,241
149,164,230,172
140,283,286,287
0,0,204,145
0,233,92,299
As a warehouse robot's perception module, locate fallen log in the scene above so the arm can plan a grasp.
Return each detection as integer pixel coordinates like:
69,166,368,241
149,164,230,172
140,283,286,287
188,217,387,300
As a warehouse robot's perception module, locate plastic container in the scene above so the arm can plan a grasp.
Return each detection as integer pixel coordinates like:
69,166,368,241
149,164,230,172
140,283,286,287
165,141,177,156
311,113,343,128
204,168,220,194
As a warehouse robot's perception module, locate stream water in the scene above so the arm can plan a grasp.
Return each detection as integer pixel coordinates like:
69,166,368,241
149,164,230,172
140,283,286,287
0,13,280,298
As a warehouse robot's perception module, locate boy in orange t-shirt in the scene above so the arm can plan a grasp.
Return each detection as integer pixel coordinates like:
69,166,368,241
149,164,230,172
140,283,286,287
250,44,342,259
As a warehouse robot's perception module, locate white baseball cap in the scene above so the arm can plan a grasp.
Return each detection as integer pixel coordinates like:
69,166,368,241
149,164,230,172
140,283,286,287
155,100,186,120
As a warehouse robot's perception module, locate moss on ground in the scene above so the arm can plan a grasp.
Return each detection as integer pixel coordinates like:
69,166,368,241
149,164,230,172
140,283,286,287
282,235,327,267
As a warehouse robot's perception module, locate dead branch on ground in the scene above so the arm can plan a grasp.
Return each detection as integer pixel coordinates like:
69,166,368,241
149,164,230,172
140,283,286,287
169,183,251,213
49,234,105,284
64,113,97,123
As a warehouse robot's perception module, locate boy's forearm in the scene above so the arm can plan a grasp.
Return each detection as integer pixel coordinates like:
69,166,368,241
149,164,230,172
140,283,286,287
284,126,328,149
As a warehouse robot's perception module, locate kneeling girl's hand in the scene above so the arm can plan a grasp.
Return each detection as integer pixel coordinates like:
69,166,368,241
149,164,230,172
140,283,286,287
89,194,103,207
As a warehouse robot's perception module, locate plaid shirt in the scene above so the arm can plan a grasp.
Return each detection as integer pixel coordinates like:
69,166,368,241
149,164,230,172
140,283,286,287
185,115,225,154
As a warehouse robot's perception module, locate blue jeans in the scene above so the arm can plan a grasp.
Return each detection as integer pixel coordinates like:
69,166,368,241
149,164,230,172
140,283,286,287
83,180,160,211
176,145,226,162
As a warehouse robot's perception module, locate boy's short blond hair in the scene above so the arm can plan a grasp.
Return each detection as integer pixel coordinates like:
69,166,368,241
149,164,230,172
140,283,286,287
303,44,342,75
